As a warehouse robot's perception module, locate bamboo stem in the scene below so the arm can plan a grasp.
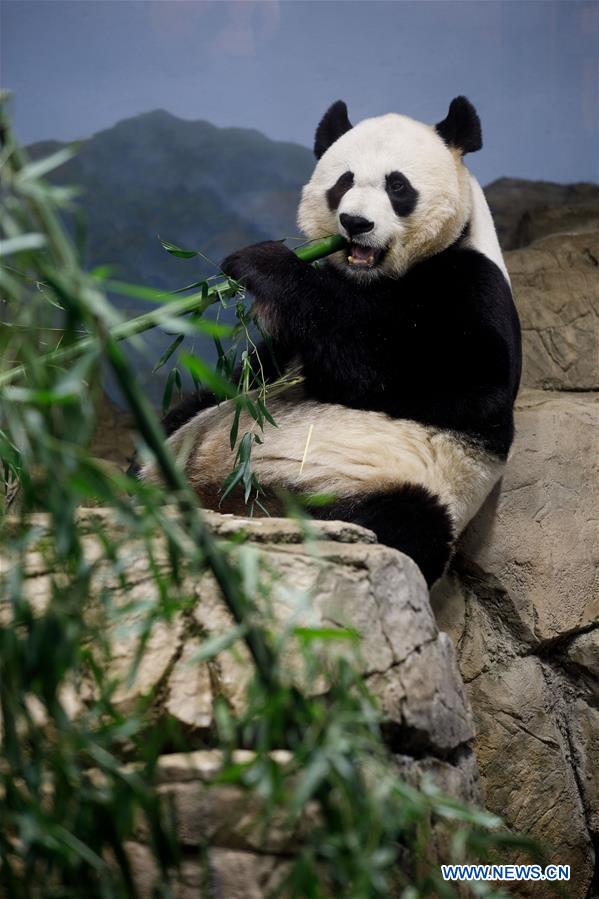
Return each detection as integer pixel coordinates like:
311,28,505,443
0,235,346,387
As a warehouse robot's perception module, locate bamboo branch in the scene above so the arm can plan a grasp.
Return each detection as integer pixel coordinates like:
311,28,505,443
0,235,346,387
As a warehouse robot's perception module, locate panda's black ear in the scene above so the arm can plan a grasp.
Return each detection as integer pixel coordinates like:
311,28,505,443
314,101,353,159
435,96,482,155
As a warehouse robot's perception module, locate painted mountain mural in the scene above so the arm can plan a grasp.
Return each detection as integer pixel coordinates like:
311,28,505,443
27,109,314,291
25,110,314,403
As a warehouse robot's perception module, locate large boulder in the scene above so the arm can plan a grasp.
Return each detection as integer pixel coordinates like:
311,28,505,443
458,389,599,644
432,360,599,893
8,509,481,898
90,511,476,762
513,204,599,249
506,230,599,391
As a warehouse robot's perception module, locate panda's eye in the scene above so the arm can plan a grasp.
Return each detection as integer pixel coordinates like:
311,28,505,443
385,171,419,217
387,176,406,193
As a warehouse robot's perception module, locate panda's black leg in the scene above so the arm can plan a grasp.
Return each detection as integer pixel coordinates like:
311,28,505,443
312,483,454,588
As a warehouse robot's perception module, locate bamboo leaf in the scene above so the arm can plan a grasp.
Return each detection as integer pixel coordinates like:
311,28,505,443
162,367,182,414
4,386,80,405
292,754,330,811
101,279,170,303
16,145,78,182
171,279,210,294
158,236,199,258
180,352,236,398
188,625,247,663
237,431,252,462
152,334,184,372
193,320,234,338
257,398,277,427
220,464,245,502
0,233,47,255
229,404,242,450
294,627,360,643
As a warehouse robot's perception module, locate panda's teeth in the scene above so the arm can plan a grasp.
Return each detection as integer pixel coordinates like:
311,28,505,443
348,254,375,267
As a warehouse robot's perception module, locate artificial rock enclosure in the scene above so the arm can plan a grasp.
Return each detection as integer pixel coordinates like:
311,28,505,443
14,185,598,897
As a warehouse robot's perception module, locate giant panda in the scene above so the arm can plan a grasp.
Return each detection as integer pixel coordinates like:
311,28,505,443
141,96,521,588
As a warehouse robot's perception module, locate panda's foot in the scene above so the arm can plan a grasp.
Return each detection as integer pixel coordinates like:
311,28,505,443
313,483,454,588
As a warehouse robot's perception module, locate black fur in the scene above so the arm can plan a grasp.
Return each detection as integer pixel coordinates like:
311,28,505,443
126,389,221,478
162,391,216,436
219,239,521,459
326,171,354,211
314,101,353,159
435,96,482,155
385,171,419,217
314,484,455,587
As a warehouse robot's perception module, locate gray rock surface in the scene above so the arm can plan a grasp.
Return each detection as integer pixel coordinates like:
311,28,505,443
506,230,599,390
459,389,599,644
4,510,481,897
484,178,599,249
93,517,475,758
513,204,599,249
431,194,599,898
432,390,599,899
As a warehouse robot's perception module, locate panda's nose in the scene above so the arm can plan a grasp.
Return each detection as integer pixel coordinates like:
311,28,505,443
339,213,374,237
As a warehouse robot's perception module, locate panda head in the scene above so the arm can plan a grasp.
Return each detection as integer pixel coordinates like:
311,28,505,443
298,96,482,280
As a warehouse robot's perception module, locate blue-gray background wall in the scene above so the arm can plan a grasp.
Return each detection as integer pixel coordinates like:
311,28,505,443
1,0,599,182
3,0,598,184
2,1,597,406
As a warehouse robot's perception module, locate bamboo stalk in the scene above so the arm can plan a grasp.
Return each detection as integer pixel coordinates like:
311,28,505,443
0,235,346,387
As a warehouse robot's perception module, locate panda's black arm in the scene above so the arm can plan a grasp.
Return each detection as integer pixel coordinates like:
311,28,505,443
220,241,334,342
221,241,419,399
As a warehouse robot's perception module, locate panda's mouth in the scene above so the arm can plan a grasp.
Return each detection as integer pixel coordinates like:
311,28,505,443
347,242,386,268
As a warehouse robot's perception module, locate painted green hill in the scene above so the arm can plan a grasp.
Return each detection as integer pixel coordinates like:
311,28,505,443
27,109,314,295
26,110,314,403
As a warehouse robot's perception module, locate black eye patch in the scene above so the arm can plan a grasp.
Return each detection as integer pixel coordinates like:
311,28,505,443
385,171,419,217
326,171,354,211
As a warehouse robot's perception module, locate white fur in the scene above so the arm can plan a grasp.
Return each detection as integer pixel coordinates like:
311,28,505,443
142,387,503,535
298,113,473,278
464,173,510,283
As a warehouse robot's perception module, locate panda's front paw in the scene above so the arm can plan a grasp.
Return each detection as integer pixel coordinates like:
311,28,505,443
220,240,297,291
